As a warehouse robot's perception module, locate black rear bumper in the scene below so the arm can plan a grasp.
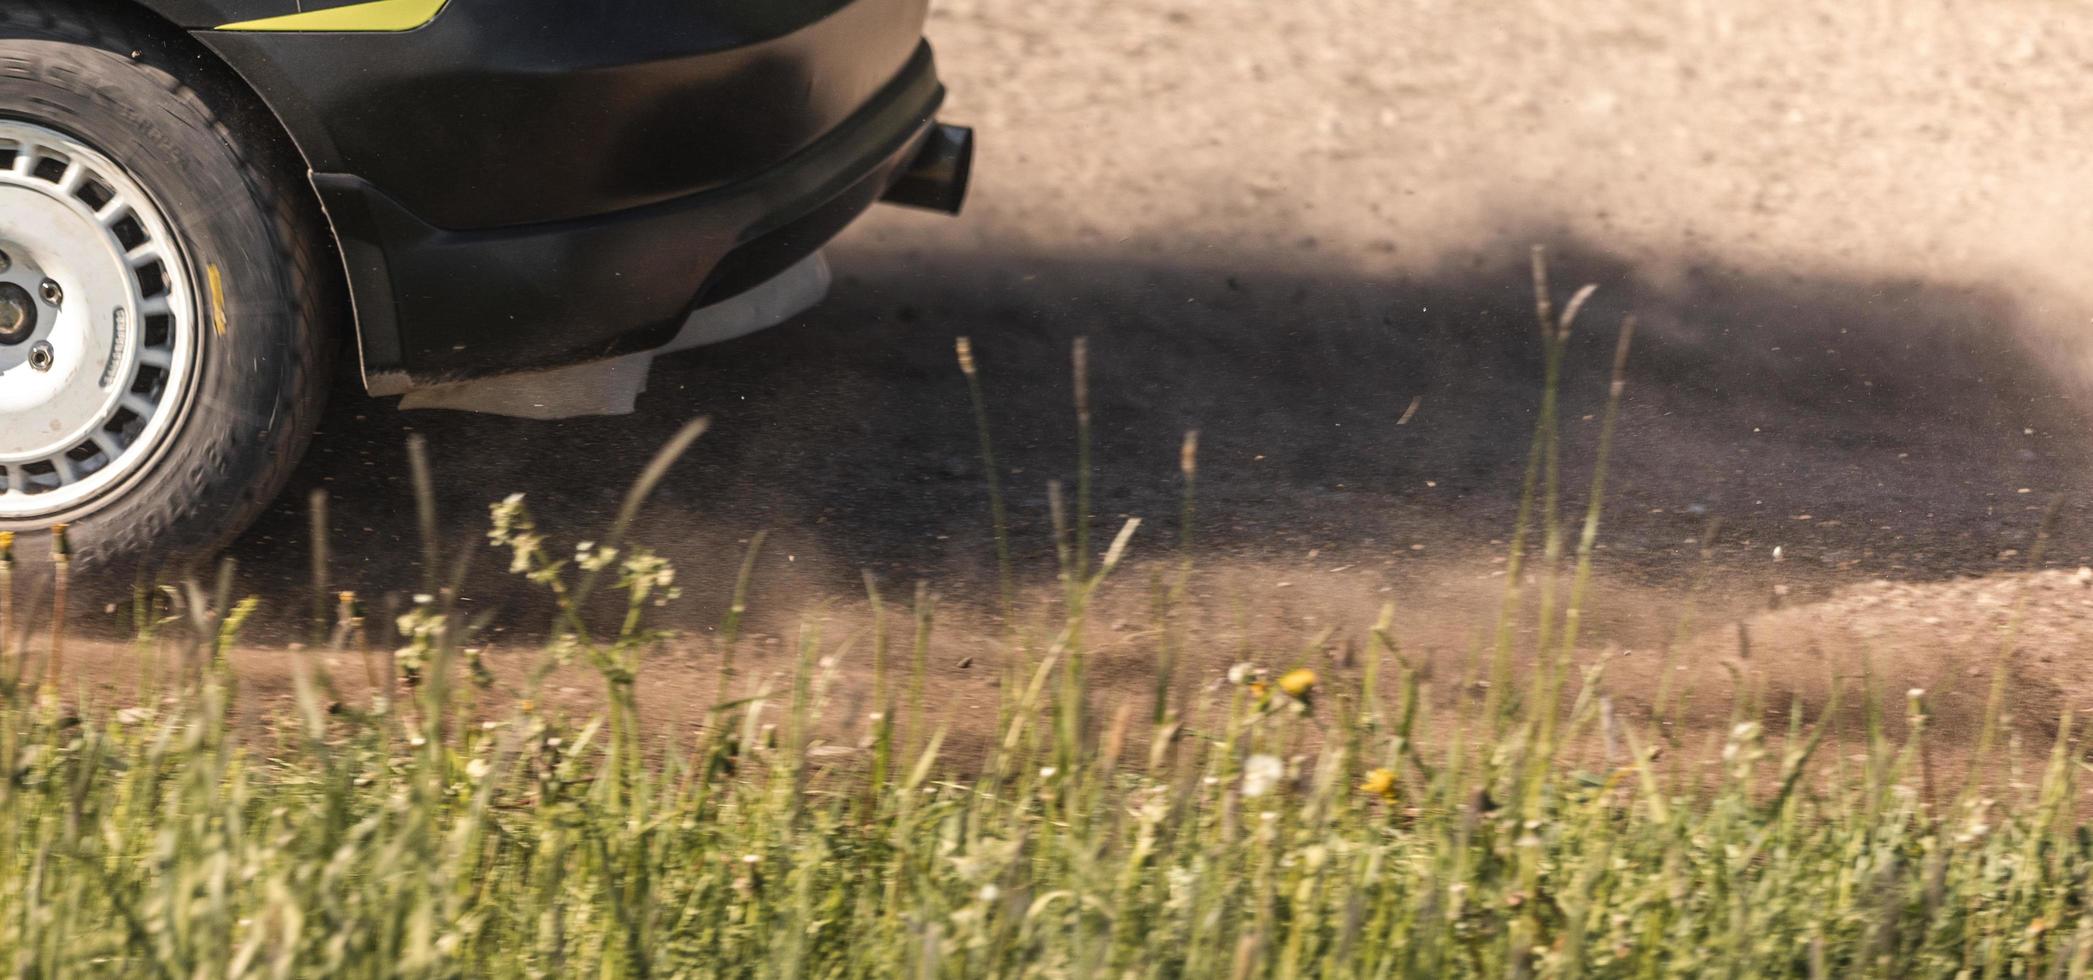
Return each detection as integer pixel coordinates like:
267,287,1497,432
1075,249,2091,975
315,44,949,390
196,0,959,391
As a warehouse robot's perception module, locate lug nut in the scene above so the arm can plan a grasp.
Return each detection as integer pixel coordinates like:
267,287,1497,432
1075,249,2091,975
38,279,60,307
0,250,10,273
27,340,53,372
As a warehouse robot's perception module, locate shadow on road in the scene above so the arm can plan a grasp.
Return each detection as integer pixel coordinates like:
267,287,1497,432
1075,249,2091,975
226,232,2093,640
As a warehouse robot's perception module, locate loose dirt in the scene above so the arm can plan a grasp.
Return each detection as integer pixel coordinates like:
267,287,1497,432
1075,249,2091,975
28,0,2093,754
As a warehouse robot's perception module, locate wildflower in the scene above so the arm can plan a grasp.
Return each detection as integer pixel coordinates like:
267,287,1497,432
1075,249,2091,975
618,549,679,605
509,535,543,574
393,603,448,680
575,540,621,572
486,493,527,544
1241,754,1284,798
1722,722,1762,766
1278,667,1317,699
1360,767,1398,801
1227,662,1260,685
465,758,491,781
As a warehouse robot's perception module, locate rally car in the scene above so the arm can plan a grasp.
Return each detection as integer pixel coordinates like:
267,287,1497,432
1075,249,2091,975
0,0,970,573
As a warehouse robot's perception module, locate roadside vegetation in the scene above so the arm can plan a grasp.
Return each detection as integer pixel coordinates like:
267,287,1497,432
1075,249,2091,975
2,251,2087,977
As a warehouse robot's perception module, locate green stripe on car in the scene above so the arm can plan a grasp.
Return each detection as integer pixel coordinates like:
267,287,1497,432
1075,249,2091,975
216,0,448,32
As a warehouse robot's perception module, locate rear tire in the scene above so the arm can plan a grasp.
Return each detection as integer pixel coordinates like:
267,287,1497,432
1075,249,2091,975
0,1,336,583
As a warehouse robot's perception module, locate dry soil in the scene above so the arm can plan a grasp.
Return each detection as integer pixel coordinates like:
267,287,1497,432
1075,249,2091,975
35,0,2093,754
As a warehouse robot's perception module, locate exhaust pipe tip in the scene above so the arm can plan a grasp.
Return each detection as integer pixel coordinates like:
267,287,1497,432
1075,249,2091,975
882,123,973,215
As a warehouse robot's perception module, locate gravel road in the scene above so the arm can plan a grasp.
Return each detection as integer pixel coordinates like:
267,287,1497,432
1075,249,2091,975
170,0,2093,743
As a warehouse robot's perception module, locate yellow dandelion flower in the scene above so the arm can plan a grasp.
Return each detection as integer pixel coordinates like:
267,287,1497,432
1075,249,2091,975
1360,767,1398,801
1278,667,1317,698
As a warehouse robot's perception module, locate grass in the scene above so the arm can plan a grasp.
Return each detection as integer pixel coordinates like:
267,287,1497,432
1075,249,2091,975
0,249,2089,976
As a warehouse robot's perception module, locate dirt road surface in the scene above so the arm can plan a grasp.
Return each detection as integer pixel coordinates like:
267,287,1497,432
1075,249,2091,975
38,1,2093,752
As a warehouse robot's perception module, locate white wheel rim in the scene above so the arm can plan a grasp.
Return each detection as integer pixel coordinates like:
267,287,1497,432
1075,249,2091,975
0,121,198,518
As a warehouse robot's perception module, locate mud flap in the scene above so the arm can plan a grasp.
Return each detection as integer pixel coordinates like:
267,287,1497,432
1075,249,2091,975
396,252,831,419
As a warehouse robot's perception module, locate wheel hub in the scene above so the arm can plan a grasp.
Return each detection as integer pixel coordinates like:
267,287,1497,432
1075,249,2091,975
0,282,33,345
0,121,196,518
